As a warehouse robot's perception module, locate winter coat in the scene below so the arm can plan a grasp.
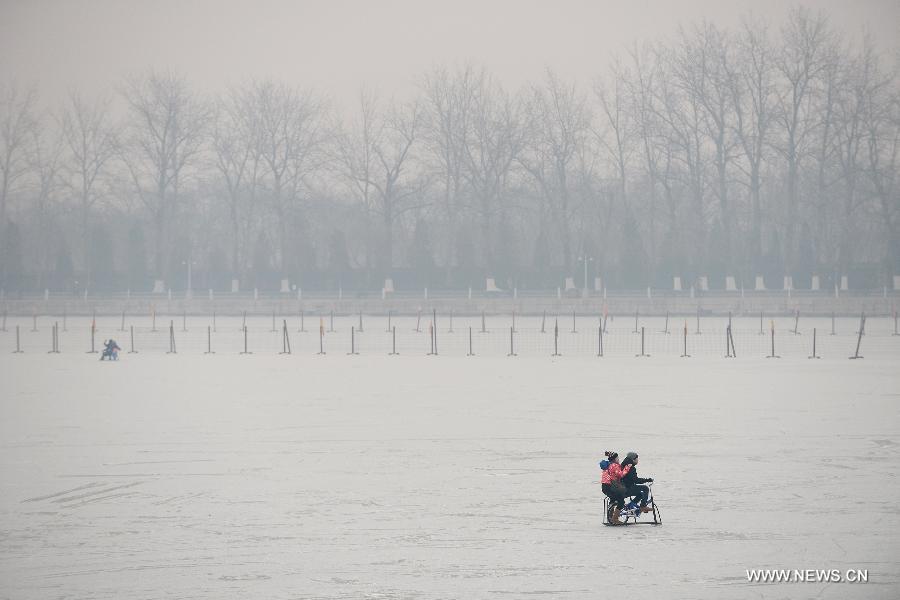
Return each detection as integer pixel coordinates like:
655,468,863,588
601,462,631,485
620,459,650,487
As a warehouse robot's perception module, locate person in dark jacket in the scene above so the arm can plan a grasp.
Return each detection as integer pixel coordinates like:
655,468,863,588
621,452,653,514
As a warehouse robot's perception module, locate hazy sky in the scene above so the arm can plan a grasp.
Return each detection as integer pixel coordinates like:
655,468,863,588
1,0,897,110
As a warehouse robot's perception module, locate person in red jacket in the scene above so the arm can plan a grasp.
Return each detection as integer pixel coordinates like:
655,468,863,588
600,451,632,524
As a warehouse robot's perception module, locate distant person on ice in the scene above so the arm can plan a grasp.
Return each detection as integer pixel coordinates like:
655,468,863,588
600,451,630,523
100,339,121,361
621,452,653,515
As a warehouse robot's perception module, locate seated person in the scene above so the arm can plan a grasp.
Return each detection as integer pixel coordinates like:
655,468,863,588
101,339,121,361
600,451,631,522
621,452,653,514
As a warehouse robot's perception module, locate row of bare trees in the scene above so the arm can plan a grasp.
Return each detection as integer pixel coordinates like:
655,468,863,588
1,7,897,292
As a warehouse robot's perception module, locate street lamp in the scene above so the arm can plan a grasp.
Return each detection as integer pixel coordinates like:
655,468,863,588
578,255,594,298
182,259,196,299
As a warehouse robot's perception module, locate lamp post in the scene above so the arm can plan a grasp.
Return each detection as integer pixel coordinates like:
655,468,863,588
578,255,593,298
182,259,196,299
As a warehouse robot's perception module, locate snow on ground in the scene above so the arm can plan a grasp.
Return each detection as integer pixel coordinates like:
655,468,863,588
1,316,899,599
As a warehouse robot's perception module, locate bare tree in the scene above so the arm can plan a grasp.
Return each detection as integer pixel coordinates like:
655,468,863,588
861,52,900,280
461,75,525,274
595,57,640,267
773,6,836,271
249,81,328,278
672,23,740,270
212,85,262,279
27,119,64,289
419,64,479,282
60,92,118,288
728,16,776,266
625,46,668,260
120,71,208,283
338,94,425,274
0,83,37,286
653,49,708,273
520,70,590,273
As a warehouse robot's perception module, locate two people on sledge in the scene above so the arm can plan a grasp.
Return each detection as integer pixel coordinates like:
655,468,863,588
600,450,653,523
101,339,121,361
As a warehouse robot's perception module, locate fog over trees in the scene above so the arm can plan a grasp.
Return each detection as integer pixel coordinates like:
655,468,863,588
1,7,897,294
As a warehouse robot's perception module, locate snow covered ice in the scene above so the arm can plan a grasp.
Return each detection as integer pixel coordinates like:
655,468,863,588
1,315,898,598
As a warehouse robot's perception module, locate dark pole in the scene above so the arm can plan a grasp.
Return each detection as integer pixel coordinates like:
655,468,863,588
128,325,137,353
808,328,820,359
572,308,577,333
598,326,604,357
850,314,865,359
280,320,291,355
240,325,251,354
88,321,97,353
13,324,22,353
681,321,690,358
318,319,325,355
508,326,517,356
167,321,176,354
348,326,359,355
467,326,474,356
206,325,214,354
636,326,649,357
767,320,780,358
552,319,560,356
759,310,764,335
390,325,398,355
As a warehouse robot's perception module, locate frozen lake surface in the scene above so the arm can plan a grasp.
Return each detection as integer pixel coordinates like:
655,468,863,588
1,317,899,598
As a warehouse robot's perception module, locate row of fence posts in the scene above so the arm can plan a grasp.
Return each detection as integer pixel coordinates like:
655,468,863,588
9,303,895,338
4,310,880,359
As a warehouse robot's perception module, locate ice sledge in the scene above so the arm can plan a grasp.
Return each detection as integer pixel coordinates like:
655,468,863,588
603,481,662,526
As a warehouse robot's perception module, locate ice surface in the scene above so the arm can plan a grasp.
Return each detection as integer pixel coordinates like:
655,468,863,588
1,316,898,599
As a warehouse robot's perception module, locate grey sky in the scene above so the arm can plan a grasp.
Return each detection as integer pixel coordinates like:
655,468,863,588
1,0,897,109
